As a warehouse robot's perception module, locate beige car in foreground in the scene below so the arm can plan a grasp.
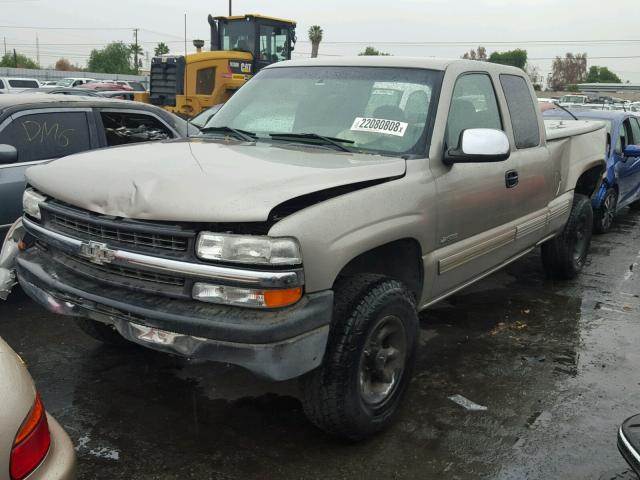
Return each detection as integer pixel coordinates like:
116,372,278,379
0,338,75,479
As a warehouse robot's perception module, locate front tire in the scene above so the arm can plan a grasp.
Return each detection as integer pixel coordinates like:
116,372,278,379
300,274,418,441
593,187,617,234
541,193,593,280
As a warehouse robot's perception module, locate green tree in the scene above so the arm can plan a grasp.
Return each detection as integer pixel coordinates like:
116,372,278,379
488,49,527,69
586,66,622,83
359,46,391,56
0,51,38,69
87,42,135,74
154,42,170,56
308,25,323,58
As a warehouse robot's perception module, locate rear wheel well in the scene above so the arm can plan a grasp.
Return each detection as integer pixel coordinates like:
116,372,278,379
575,165,605,198
334,239,423,300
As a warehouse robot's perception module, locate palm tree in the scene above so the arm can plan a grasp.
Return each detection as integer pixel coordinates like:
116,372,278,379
308,25,323,58
154,42,170,57
129,43,144,74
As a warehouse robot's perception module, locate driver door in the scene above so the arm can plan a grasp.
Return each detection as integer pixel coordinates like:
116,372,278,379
430,72,519,298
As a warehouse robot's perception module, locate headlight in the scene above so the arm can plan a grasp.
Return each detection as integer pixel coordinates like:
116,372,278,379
22,189,47,220
196,232,302,265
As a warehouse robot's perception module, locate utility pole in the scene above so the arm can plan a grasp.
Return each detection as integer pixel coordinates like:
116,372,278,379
229,0,232,15
133,28,139,75
13,48,17,68
3,37,6,57
36,34,40,67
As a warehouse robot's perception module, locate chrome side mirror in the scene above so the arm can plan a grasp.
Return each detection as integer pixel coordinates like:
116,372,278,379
444,129,510,165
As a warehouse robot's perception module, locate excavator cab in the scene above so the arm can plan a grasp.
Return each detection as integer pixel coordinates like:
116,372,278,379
142,14,296,117
209,14,297,75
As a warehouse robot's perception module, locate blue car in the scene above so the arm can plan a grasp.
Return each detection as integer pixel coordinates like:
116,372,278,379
544,109,640,233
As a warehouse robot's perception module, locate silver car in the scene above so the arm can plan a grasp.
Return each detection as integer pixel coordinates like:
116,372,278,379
0,337,76,479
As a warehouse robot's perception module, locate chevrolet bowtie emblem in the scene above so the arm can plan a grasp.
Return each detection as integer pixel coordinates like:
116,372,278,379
79,241,116,265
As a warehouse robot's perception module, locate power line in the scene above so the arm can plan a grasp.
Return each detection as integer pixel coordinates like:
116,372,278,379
295,39,640,46
0,24,133,30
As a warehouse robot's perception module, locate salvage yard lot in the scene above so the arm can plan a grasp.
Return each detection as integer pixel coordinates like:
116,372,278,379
1,209,639,480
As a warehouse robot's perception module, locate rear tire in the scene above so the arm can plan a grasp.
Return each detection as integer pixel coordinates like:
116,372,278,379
75,318,131,347
300,274,418,441
593,188,617,234
541,193,593,280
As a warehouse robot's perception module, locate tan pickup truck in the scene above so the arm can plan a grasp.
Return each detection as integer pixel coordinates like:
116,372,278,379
12,57,606,439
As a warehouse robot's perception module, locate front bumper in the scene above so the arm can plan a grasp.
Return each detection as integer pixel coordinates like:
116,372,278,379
17,247,333,381
618,415,640,475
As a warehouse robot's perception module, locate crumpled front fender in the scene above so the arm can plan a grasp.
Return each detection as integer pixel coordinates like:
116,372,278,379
0,218,24,300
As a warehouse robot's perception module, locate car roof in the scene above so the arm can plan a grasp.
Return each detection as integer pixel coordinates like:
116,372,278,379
0,93,153,112
265,56,525,74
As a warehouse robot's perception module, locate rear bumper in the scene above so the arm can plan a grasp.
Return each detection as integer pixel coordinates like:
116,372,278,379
17,248,333,381
27,414,77,480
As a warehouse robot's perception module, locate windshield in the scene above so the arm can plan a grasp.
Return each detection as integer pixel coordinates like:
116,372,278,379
221,21,255,53
56,79,74,87
204,66,442,156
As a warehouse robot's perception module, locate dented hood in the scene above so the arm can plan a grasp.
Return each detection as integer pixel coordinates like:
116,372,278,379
25,138,406,222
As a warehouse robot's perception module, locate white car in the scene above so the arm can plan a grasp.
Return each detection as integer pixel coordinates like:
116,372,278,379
0,78,40,94
0,337,76,479
55,78,96,88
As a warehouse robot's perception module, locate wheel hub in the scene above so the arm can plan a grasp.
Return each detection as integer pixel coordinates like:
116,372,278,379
573,216,589,265
602,194,615,229
359,315,407,406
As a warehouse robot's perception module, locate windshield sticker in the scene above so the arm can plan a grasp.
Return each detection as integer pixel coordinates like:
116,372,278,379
350,117,408,137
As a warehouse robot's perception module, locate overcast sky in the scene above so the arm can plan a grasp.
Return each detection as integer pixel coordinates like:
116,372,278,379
2,0,640,84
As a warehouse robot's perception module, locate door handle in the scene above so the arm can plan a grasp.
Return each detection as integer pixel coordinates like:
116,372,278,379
505,170,519,188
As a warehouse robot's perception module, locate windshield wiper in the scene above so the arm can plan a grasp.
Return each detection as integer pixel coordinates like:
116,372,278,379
199,126,257,142
268,132,355,152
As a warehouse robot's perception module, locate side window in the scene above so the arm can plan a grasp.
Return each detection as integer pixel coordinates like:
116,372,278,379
196,68,215,95
8,80,39,89
446,74,502,148
0,111,91,163
0,80,4,89
100,111,174,146
615,121,631,154
629,118,640,145
500,74,540,149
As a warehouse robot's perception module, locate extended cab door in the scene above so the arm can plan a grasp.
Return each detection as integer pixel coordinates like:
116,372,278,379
497,74,553,245
427,70,542,301
0,108,96,231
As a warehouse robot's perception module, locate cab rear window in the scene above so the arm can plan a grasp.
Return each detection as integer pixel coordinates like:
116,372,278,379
500,74,540,149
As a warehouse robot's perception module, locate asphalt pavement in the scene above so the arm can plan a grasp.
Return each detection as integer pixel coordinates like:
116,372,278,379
1,208,639,479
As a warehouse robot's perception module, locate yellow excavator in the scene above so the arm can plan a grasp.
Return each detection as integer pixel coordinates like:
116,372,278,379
134,14,297,117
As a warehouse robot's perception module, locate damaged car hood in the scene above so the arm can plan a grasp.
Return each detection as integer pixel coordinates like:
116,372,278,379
25,139,406,222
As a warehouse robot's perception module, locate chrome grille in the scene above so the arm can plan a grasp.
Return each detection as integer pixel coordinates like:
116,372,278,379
49,212,188,252
59,252,185,287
